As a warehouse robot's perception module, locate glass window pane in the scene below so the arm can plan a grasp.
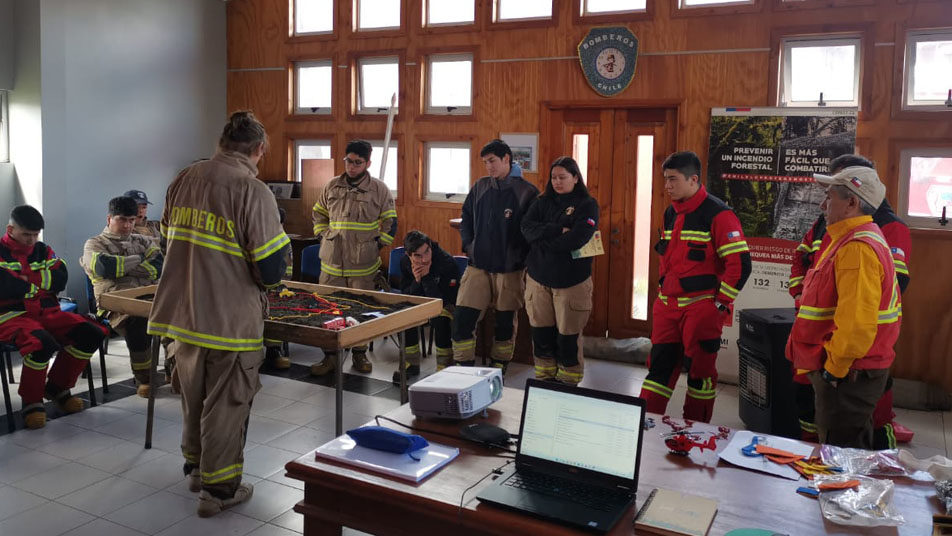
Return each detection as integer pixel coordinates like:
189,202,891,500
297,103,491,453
632,135,653,321
358,0,401,30
297,62,332,112
682,0,752,5
427,145,471,197
429,57,472,109
369,141,399,193
427,0,475,25
572,134,589,184
359,58,400,112
295,0,333,34
295,140,332,183
585,0,646,14
497,0,552,20
912,39,952,102
907,156,952,218
789,44,857,102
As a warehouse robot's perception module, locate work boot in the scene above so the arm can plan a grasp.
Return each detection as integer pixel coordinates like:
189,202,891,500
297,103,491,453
23,403,47,430
391,363,421,385
44,384,84,414
351,350,372,373
266,346,291,370
310,352,337,376
136,384,151,398
196,483,254,518
188,468,201,493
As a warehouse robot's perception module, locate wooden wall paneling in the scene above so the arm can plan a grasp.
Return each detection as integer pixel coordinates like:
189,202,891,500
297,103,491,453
227,70,287,181
227,0,286,69
231,0,952,390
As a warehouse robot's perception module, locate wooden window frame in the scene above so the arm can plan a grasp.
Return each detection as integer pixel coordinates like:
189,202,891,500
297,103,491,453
574,0,653,25
770,0,874,10
419,0,480,34
779,35,862,108
350,51,406,120
489,0,560,31
292,59,335,117
289,0,339,43
891,139,952,232
894,26,952,116
352,0,407,38
768,23,874,117
290,137,336,183
670,0,762,18
418,136,476,205
419,47,479,120
347,133,404,202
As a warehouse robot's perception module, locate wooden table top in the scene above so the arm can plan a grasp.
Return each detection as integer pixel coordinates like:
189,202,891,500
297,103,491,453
285,387,937,535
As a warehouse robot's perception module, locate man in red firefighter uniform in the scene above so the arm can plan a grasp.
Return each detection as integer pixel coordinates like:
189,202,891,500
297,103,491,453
0,205,107,429
786,166,900,449
788,154,912,448
639,152,752,423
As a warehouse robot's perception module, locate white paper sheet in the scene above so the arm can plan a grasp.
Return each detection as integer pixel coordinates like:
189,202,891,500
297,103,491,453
315,435,459,483
718,430,814,480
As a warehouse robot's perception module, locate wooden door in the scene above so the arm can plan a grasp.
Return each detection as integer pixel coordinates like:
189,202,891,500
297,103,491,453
542,105,675,339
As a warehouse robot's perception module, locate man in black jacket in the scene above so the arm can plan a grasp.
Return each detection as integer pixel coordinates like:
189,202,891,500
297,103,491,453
453,139,539,372
393,230,460,383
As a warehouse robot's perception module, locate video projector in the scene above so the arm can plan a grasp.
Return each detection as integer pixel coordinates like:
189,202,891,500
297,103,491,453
408,366,503,419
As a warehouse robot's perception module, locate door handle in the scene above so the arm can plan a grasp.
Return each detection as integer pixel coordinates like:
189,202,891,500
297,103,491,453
611,228,620,235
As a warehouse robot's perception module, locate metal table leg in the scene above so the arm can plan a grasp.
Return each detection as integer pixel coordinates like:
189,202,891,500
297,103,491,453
398,331,407,405
335,346,344,436
145,335,159,448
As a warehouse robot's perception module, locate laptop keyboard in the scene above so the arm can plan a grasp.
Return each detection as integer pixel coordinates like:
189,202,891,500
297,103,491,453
503,471,630,512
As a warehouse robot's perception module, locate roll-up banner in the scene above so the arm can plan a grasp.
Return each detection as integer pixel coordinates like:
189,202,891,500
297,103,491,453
706,107,857,383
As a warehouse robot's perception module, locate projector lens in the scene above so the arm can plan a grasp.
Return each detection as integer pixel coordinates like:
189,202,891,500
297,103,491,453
489,376,502,401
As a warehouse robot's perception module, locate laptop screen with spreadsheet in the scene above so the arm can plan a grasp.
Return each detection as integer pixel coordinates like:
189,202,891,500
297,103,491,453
518,384,643,480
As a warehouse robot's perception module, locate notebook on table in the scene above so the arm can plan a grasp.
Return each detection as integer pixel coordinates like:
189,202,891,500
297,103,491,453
476,379,646,533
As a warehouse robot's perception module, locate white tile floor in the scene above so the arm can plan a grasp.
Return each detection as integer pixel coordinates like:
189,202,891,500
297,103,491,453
0,337,947,535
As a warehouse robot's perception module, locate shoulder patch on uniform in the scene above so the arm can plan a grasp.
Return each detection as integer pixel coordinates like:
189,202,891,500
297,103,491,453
586,218,596,227
727,231,741,239
891,247,905,257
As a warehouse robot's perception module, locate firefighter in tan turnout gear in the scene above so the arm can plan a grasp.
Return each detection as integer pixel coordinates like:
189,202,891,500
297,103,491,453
310,140,397,375
81,196,163,397
148,111,290,517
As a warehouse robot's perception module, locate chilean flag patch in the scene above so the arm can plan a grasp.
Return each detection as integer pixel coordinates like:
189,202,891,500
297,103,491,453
850,176,863,187
727,231,741,239
586,218,596,227
891,247,905,257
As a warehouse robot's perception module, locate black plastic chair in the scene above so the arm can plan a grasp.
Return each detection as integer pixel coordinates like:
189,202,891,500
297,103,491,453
84,276,110,394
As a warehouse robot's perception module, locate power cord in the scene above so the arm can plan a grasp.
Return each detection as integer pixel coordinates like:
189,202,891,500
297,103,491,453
458,459,514,515
373,415,518,454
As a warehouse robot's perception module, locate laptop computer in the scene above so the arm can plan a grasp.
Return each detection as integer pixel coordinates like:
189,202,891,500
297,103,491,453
476,379,645,533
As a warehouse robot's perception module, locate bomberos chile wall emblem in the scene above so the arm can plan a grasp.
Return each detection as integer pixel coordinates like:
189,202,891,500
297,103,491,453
578,27,638,98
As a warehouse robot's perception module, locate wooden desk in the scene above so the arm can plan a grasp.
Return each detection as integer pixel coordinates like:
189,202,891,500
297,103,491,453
286,387,936,535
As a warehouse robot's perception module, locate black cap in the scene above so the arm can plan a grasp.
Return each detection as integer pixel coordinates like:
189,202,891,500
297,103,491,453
122,190,152,205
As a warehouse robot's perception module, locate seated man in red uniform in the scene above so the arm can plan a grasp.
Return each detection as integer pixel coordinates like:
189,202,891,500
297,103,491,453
0,205,107,429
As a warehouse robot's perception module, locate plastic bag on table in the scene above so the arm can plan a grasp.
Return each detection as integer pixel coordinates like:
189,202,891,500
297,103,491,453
811,474,904,527
819,445,909,477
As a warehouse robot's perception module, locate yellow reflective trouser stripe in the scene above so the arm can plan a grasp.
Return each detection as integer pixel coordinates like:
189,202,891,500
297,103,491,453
789,275,804,287
329,221,380,231
182,449,199,464
439,308,453,319
894,260,908,275
535,365,557,372
250,232,291,261
166,226,244,257
717,241,750,257
884,423,896,449
436,347,453,357
313,202,329,217
797,305,836,321
0,311,26,325
64,345,94,360
131,360,153,370
405,343,421,356
642,379,673,398
719,281,739,299
453,339,476,350
201,463,243,484
799,419,817,433
23,354,48,371
854,231,889,248
148,322,263,352
320,257,381,278
687,386,716,400
677,294,714,307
